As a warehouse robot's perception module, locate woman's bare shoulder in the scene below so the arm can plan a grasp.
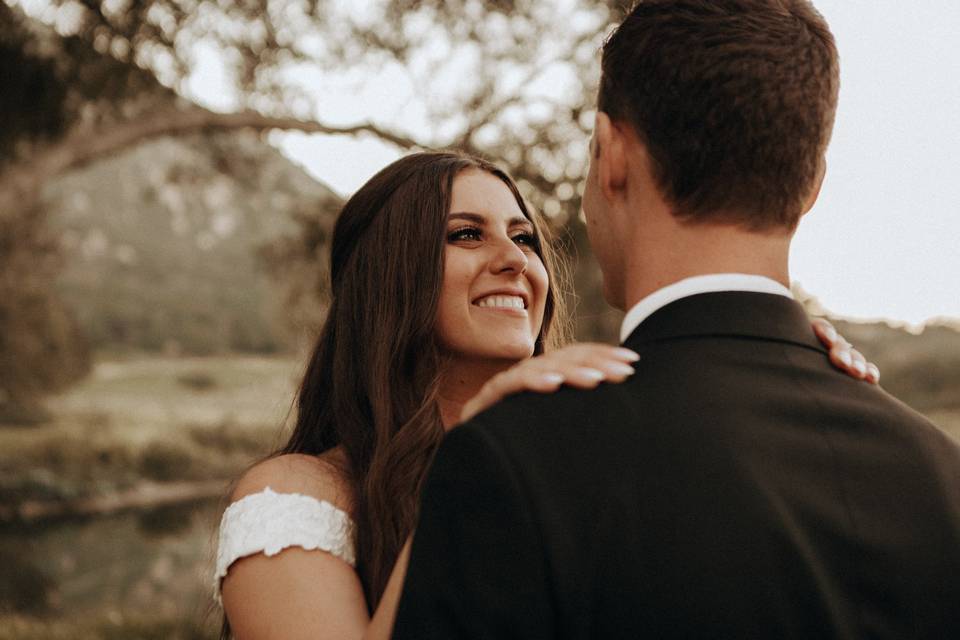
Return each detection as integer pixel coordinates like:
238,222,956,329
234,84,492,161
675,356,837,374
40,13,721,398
230,448,353,514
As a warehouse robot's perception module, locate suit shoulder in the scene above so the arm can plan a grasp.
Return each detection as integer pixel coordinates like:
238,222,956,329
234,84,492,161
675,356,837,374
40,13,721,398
475,381,620,425
461,380,639,456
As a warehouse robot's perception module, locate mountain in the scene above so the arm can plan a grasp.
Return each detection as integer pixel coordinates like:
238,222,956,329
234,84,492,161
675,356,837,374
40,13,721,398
44,131,342,354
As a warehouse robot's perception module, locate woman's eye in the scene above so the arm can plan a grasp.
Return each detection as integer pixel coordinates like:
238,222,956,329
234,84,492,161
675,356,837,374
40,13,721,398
448,227,482,242
512,232,538,248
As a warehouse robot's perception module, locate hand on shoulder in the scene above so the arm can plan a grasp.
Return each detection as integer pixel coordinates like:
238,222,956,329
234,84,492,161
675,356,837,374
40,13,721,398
458,320,880,427
459,343,640,424
811,318,880,383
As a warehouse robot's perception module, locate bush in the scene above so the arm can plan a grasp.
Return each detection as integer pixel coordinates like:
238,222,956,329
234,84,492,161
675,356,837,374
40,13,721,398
187,422,272,457
0,546,56,615
138,442,195,482
0,396,52,427
175,372,217,392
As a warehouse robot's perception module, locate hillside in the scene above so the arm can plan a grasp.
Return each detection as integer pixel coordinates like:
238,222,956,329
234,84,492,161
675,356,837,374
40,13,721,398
43,131,342,355
829,318,960,414
9,8,344,357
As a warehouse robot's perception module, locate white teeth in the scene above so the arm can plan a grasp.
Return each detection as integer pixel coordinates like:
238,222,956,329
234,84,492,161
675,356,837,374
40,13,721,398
475,295,526,310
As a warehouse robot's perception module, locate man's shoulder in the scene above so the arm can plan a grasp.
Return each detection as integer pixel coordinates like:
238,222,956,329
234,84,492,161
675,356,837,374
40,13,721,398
455,380,647,464
474,380,632,429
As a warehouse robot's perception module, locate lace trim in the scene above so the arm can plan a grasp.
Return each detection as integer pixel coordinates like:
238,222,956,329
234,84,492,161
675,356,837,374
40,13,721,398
213,486,355,604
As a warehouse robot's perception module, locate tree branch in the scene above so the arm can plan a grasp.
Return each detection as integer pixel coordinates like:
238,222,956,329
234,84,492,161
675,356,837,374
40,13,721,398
49,107,425,176
0,106,426,217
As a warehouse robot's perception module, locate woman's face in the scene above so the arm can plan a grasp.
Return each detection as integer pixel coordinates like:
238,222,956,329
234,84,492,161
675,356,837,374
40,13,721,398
436,169,549,363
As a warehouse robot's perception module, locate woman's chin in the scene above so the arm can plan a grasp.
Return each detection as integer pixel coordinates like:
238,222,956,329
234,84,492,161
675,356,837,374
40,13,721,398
483,342,536,362
442,336,536,365
461,340,534,364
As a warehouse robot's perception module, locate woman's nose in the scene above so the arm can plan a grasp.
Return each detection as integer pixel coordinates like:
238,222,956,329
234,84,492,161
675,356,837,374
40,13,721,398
488,237,528,275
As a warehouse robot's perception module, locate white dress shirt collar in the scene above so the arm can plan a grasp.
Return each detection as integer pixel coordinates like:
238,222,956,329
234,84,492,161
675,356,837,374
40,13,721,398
619,273,794,343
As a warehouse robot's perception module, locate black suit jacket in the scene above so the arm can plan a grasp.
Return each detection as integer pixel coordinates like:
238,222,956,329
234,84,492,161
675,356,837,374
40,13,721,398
393,292,960,639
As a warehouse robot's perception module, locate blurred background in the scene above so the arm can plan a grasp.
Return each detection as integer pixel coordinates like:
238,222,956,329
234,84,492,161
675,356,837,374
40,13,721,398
1,0,958,638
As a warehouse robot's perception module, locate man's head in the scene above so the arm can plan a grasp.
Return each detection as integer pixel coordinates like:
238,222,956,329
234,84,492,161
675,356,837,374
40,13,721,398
583,0,839,306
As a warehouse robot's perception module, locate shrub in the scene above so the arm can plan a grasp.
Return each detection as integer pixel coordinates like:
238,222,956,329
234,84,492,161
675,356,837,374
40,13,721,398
0,546,56,615
174,372,217,392
138,442,194,482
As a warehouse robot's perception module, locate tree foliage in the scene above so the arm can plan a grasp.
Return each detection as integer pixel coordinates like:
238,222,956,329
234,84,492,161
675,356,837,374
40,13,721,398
1,0,636,417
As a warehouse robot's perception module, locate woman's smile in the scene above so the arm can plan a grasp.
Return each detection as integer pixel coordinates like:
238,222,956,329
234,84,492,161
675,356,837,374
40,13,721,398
472,290,529,317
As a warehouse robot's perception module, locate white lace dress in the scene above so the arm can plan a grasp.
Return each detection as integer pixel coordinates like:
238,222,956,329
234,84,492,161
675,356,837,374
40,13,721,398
213,486,356,605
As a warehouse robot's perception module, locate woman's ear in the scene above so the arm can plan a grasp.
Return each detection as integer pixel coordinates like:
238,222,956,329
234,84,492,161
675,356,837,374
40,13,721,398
594,112,628,202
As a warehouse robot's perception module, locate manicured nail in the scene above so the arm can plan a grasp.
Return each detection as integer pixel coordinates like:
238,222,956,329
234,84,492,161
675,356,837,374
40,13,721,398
852,360,866,376
579,368,606,381
615,348,641,362
838,351,852,367
824,325,837,343
610,363,636,376
867,364,880,382
541,373,565,385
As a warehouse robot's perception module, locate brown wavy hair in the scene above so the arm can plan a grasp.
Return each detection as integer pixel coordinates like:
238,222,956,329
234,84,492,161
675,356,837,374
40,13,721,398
278,150,569,611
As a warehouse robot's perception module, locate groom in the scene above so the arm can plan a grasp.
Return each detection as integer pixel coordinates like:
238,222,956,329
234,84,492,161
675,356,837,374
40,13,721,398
393,1,960,638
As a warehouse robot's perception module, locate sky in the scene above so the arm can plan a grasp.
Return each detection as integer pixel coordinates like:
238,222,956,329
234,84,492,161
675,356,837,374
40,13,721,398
789,1,960,327
190,1,960,327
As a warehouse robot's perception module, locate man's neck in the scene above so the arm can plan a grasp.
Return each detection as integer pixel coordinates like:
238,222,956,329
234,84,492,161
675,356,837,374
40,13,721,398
622,222,792,311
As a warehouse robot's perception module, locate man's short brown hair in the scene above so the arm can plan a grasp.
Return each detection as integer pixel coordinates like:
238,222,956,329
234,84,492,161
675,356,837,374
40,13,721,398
599,0,839,230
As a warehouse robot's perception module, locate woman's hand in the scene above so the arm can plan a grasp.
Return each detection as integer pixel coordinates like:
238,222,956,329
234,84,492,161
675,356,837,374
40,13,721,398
459,344,640,424
811,318,880,384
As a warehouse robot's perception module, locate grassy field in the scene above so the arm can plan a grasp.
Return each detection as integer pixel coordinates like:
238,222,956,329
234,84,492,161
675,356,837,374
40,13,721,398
0,355,307,638
0,355,302,512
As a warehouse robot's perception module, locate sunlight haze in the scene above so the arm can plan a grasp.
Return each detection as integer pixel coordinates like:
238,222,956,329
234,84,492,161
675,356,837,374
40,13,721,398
199,0,960,326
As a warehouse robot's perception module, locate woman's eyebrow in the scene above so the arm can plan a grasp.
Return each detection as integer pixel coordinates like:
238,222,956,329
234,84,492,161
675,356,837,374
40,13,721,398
448,212,486,224
448,212,533,229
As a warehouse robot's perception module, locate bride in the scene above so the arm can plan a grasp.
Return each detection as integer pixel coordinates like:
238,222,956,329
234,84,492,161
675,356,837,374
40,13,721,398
214,151,875,639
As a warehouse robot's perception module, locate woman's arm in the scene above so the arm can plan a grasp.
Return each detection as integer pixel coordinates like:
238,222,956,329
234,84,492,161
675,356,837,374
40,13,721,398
220,453,370,640
363,539,411,640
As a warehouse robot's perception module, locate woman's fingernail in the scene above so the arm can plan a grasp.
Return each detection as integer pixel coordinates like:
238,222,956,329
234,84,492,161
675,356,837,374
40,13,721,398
615,348,641,361
838,351,852,367
852,360,866,376
579,368,606,381
542,373,565,385
824,326,837,343
867,364,880,382
610,363,635,376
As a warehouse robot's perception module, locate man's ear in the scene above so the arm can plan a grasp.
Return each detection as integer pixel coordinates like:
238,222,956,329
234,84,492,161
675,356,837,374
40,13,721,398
594,111,628,201
801,158,827,217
